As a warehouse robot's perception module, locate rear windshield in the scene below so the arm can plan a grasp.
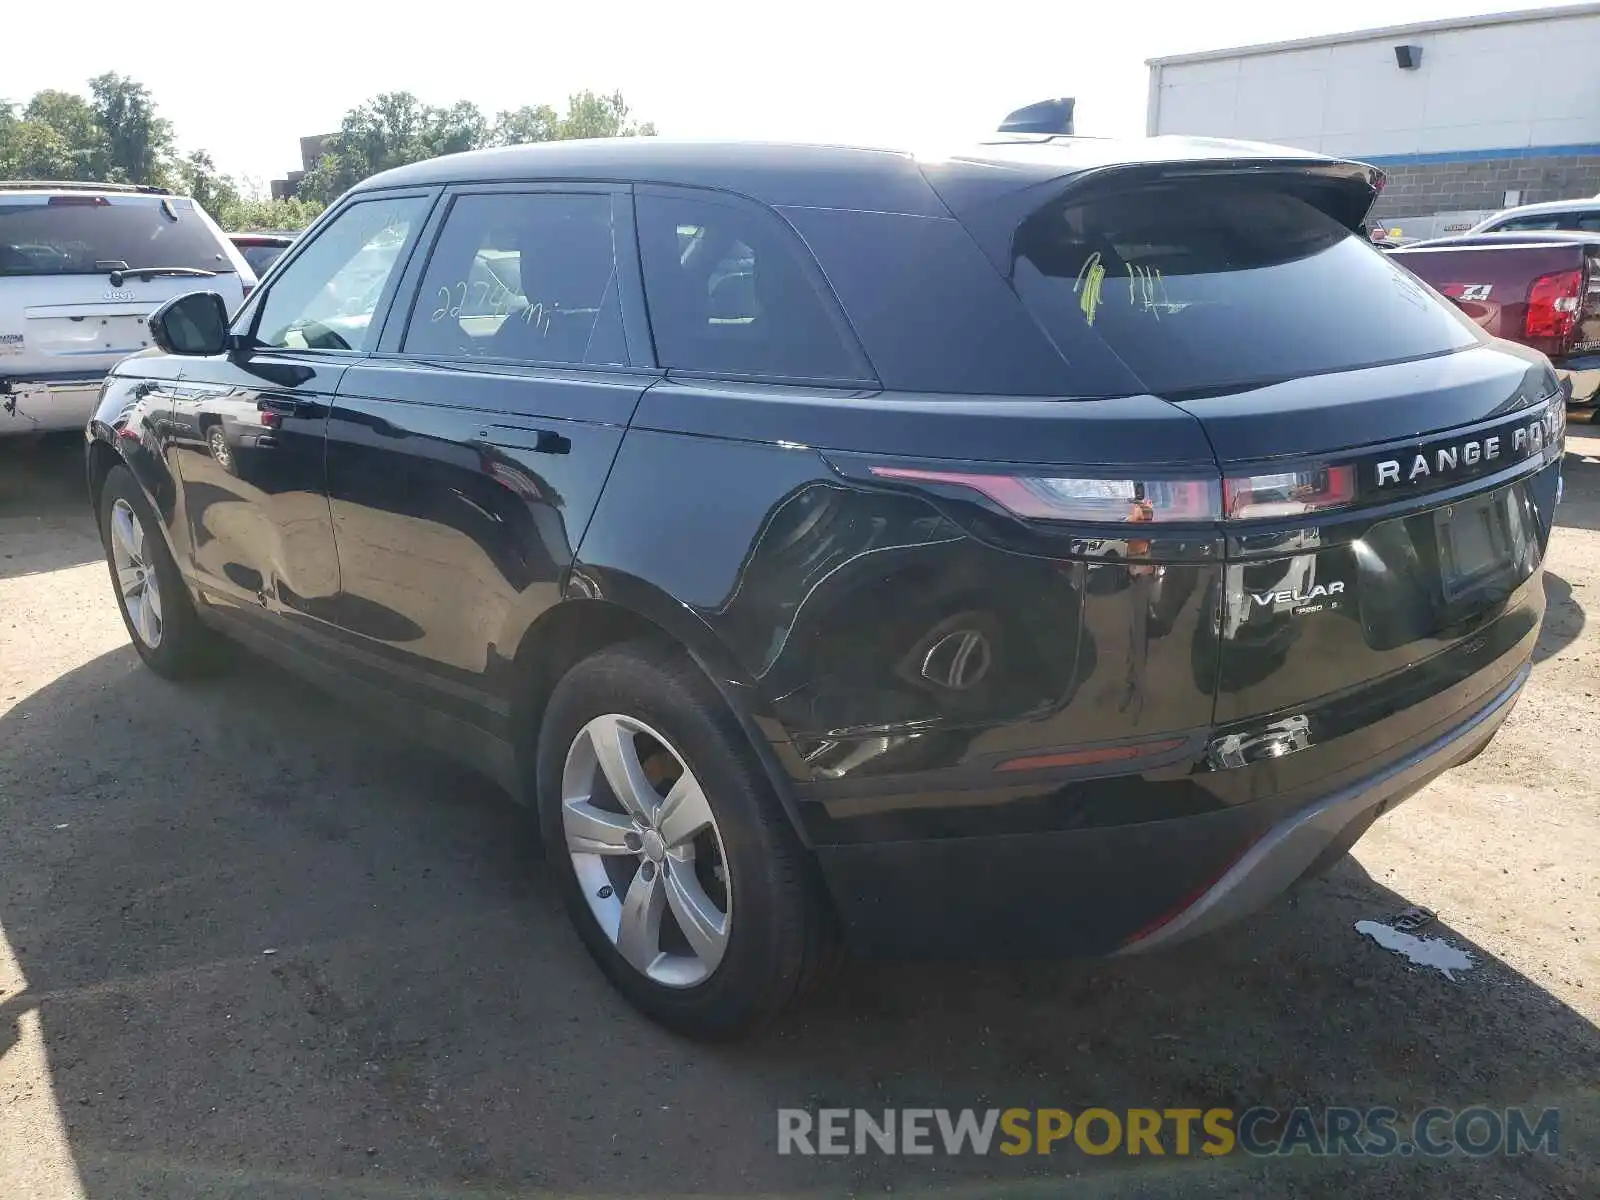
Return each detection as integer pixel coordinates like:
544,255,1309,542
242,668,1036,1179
237,243,287,275
1011,181,1478,396
0,196,234,277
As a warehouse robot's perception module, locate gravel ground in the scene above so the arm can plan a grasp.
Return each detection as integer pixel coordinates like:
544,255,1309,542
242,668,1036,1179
1,429,1597,1199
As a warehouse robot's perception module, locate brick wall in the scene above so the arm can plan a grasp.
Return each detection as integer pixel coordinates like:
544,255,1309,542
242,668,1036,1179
1369,153,1600,221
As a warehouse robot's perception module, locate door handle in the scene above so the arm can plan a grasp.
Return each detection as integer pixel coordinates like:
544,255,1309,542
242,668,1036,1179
259,395,313,417
483,425,571,455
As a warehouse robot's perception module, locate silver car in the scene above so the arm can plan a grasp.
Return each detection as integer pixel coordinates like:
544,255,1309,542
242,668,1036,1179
0,182,253,435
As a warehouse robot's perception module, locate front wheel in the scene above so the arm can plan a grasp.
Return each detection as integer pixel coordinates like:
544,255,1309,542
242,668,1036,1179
98,464,226,678
537,641,834,1039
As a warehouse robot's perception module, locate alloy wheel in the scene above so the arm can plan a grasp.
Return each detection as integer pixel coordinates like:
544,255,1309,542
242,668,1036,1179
109,498,163,649
207,427,232,469
562,714,731,988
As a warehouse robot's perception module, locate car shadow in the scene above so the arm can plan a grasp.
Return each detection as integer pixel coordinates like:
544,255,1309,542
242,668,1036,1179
1536,570,1585,662
0,432,101,582
2,645,1597,1198
1556,423,1600,535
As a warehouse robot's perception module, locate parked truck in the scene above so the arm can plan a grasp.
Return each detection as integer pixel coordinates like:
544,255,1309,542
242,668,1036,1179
1389,231,1600,412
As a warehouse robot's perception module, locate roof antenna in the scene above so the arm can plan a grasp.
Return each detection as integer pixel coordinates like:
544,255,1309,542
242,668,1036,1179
998,98,1075,136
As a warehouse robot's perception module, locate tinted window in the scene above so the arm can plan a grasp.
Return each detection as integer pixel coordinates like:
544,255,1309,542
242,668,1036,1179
253,198,427,353
238,243,288,275
403,192,625,366
0,195,233,277
1011,182,1477,396
1494,215,1564,231
636,191,870,381
1495,211,1600,233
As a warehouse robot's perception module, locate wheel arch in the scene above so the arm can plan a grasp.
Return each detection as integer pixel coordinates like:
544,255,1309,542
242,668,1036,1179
507,584,812,847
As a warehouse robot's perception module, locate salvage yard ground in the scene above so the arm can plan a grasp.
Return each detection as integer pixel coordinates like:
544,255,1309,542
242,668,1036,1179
1,430,1597,1199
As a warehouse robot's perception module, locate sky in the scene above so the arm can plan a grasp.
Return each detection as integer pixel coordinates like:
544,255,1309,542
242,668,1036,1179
1,0,1574,189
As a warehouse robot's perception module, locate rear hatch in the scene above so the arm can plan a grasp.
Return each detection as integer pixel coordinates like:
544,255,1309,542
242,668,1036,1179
950,162,1563,795
0,192,249,379
1387,233,1600,360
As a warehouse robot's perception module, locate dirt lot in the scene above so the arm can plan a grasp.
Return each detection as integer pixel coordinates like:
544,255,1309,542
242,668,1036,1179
1,429,1597,1199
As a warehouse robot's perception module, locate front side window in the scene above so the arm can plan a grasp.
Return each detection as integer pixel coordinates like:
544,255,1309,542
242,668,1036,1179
402,192,625,365
635,191,870,381
252,197,428,353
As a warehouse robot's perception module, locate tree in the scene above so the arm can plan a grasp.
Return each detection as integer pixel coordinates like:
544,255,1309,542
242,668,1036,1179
491,104,560,147
23,89,106,179
89,73,173,186
555,90,656,140
299,92,481,204
299,88,656,202
0,120,76,180
175,149,240,217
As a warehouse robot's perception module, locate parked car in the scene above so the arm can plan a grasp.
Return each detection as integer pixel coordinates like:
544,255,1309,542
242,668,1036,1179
0,181,253,435
227,231,296,278
86,136,1563,1038
1468,197,1600,234
1389,230,1600,409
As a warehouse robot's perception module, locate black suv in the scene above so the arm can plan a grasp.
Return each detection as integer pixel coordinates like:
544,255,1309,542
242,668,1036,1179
87,136,1563,1038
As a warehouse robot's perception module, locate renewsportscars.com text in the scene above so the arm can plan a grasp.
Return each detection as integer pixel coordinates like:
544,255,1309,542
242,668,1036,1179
776,1106,1559,1158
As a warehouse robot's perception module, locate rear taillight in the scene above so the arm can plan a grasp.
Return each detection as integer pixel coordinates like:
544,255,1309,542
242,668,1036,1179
1223,465,1356,520
867,467,1220,522
1525,268,1583,344
868,465,1359,524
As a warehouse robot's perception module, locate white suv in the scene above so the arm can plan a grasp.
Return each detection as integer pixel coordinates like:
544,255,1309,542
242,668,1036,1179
1,182,253,435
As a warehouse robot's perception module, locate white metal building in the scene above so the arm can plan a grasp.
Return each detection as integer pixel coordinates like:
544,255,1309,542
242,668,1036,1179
1147,4,1600,236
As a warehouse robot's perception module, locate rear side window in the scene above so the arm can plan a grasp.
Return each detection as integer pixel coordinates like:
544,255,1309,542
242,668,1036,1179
403,192,625,365
1012,182,1478,396
0,195,234,277
635,191,871,382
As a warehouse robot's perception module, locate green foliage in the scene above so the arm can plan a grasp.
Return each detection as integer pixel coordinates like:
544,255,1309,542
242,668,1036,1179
1,78,654,224
89,73,173,186
213,195,325,232
298,88,656,203
175,150,240,218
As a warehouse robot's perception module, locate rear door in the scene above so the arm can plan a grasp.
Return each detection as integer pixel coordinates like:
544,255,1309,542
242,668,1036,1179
321,184,653,757
0,192,247,381
996,173,1563,800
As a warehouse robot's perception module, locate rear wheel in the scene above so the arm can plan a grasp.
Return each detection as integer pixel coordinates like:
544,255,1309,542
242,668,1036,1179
537,641,833,1039
98,465,225,678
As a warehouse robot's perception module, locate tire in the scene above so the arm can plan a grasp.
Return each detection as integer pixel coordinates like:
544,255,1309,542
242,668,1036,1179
98,464,226,679
537,640,834,1039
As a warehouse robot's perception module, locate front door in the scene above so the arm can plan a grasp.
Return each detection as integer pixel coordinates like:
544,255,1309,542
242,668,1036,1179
168,193,435,625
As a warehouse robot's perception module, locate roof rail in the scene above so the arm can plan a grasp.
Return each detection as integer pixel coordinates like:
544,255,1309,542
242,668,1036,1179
0,180,171,195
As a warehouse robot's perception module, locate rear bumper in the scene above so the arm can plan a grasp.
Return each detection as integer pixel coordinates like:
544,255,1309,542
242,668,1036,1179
1116,661,1526,954
813,657,1529,959
1554,355,1600,405
1,374,104,435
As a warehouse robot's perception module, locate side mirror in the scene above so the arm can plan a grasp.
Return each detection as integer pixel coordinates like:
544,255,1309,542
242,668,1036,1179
149,291,230,356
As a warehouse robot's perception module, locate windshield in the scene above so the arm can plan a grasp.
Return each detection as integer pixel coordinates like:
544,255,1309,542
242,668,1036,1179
1012,181,1478,396
0,195,234,278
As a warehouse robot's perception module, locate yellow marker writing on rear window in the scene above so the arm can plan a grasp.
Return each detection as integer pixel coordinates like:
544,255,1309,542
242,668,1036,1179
1074,253,1105,326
